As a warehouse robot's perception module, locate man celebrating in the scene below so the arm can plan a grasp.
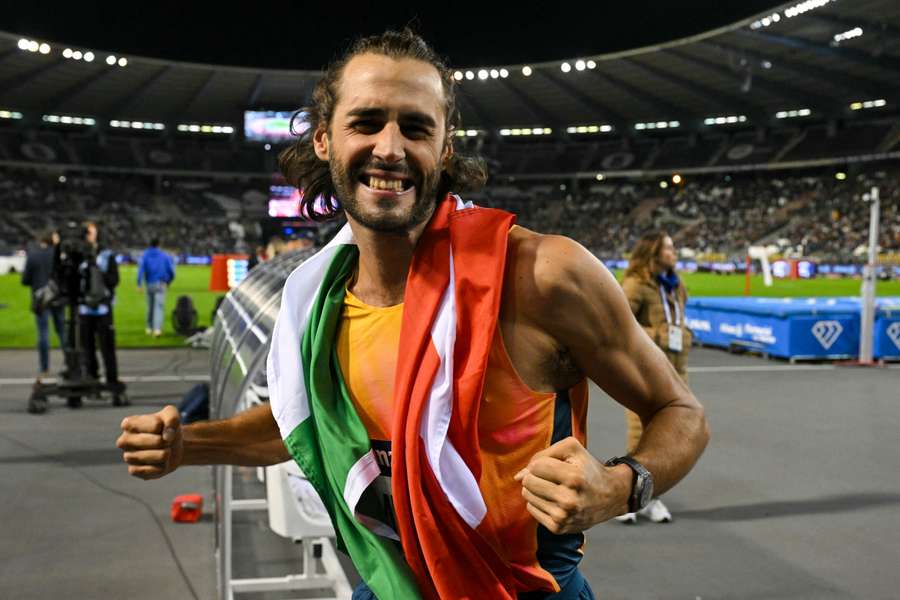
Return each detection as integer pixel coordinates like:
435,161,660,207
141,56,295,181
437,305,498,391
117,30,708,599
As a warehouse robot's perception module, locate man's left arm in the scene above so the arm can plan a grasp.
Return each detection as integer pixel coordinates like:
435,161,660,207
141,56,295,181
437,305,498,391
516,236,709,533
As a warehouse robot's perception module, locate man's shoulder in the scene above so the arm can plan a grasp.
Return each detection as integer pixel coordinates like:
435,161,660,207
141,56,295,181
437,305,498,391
505,226,612,309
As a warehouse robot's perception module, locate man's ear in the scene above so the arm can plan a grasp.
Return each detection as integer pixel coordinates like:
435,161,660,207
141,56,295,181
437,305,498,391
442,136,454,166
313,125,330,161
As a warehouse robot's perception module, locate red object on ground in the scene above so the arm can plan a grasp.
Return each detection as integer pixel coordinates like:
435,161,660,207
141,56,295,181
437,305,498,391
171,494,204,523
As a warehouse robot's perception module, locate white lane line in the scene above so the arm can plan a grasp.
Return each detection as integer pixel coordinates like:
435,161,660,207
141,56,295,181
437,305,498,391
689,364,899,373
0,374,211,385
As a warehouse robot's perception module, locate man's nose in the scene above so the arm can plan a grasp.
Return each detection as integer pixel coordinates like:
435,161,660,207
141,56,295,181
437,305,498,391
372,122,405,163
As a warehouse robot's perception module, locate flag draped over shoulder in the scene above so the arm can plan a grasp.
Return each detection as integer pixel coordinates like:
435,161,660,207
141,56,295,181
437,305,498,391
267,195,518,599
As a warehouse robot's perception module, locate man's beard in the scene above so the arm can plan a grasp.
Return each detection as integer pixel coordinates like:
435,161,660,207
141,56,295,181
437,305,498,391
329,155,442,234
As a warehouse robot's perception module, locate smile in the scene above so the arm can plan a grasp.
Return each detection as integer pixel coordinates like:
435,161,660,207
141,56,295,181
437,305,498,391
358,172,415,194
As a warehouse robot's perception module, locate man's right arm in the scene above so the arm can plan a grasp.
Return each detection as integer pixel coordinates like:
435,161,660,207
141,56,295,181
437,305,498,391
117,403,290,480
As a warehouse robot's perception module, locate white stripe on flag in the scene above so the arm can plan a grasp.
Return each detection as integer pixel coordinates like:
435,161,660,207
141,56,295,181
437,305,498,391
345,452,401,540
267,223,355,439
420,251,488,529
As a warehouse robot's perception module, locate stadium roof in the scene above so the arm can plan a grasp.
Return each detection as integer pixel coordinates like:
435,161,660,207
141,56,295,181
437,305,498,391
0,0,898,135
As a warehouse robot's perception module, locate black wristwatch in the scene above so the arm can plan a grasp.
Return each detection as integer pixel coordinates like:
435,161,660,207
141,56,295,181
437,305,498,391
605,455,654,513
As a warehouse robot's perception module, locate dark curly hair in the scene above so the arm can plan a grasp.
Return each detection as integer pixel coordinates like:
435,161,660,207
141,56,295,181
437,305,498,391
277,28,488,221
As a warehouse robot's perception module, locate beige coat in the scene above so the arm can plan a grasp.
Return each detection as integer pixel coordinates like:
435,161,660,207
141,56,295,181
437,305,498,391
620,274,692,378
621,274,692,455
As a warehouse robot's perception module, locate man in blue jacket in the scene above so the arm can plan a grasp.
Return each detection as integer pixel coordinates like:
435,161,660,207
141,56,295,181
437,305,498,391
137,238,175,337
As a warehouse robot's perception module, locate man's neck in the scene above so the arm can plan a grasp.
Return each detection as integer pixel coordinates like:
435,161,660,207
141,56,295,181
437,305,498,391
346,216,430,307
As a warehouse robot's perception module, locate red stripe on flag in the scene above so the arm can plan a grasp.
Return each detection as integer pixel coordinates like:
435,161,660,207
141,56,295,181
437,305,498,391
447,206,515,477
391,197,520,598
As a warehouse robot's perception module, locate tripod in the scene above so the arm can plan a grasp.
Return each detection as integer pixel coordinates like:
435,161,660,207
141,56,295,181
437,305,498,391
27,300,128,414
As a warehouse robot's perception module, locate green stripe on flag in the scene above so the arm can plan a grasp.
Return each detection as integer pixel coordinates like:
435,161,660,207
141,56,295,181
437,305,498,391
284,243,420,599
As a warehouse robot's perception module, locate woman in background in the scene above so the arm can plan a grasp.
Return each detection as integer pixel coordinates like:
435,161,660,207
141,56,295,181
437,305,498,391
618,231,692,523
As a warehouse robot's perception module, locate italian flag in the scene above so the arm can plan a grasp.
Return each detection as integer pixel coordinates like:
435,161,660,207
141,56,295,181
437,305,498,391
267,195,519,599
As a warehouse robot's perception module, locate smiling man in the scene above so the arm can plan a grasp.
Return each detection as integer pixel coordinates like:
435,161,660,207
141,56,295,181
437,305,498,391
117,29,708,600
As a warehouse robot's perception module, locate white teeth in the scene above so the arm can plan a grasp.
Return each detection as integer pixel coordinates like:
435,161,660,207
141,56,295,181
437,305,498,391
367,176,406,191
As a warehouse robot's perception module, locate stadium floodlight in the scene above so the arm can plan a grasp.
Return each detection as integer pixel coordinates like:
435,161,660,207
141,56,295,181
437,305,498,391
455,130,467,137
59,175,66,183
850,98,887,110
567,127,576,133
776,108,812,119
490,69,499,79
177,125,188,132
560,62,571,73
705,114,748,126
83,51,94,62
659,181,668,189
668,121,680,128
39,43,50,54
118,57,128,67
18,39,29,51
761,60,772,69
672,174,682,184
43,113,95,126
635,123,646,130
478,69,488,80
500,129,511,136
63,48,73,58
750,11,783,29
596,173,605,181
72,51,83,60
465,71,474,80
107,55,117,65
575,60,586,71
466,129,478,136
453,71,463,81
833,27,863,45
500,68,509,78
28,40,39,52
0,110,24,120
587,60,596,69
835,172,847,180
784,0,833,18
522,66,532,76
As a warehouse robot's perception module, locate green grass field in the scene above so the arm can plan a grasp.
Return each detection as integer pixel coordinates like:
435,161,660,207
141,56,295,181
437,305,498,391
1,266,899,349
1,265,222,349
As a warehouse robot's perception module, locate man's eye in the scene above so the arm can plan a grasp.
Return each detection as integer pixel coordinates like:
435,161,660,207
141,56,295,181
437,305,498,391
352,121,379,132
402,126,429,138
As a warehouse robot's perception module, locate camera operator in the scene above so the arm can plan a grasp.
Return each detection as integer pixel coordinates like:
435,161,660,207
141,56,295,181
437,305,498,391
76,221,126,406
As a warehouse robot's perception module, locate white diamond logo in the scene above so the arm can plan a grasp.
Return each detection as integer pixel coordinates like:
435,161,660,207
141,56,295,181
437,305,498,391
887,322,900,350
811,320,843,350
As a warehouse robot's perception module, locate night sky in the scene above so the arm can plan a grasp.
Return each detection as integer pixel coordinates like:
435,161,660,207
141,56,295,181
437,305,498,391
2,1,784,70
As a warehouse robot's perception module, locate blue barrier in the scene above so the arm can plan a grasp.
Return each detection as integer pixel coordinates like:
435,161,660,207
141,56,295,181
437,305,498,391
685,297,900,360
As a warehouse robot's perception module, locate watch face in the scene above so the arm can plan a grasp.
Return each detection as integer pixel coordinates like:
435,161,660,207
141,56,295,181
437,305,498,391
637,474,654,509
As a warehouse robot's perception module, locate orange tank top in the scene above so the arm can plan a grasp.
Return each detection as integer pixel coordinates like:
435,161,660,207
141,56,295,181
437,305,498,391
335,287,589,594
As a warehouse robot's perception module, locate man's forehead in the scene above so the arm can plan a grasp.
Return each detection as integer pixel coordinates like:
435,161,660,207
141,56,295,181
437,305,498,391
336,54,445,118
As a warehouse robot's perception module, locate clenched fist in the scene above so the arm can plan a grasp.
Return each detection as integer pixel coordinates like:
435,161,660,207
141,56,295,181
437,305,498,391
116,405,183,480
515,436,631,534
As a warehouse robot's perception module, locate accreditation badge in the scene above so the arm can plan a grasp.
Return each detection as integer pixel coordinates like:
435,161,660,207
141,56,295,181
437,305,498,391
668,325,683,353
